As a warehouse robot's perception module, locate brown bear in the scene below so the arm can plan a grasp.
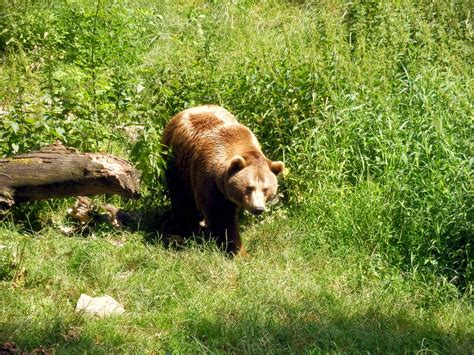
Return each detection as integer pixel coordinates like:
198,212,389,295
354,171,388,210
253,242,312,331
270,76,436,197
162,105,284,255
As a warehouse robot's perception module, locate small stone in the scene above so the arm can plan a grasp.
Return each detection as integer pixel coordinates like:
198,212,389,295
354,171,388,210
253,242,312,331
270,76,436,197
75,294,125,317
58,225,76,236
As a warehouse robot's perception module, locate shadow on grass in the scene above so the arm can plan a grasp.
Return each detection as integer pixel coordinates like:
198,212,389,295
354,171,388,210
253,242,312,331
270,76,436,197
2,304,470,353
1,197,211,254
135,205,197,249
135,202,227,253
186,306,471,353
0,317,96,354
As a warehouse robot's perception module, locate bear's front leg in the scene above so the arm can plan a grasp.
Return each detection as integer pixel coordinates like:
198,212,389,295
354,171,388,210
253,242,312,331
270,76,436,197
204,203,242,255
164,164,201,237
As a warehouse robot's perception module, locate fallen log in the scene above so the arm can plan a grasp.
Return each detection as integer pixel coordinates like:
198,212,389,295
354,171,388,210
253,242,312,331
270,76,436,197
0,142,141,210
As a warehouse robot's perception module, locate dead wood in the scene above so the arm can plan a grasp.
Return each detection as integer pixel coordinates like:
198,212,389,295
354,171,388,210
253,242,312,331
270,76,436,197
0,142,140,210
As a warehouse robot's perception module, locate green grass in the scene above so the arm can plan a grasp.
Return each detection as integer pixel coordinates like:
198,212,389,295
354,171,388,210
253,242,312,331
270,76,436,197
1,217,472,353
0,0,473,352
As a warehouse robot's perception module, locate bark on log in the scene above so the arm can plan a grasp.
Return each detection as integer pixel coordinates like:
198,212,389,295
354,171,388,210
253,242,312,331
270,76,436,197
0,142,141,210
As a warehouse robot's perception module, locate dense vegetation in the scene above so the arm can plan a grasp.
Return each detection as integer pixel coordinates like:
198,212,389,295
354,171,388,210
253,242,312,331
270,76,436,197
0,0,472,352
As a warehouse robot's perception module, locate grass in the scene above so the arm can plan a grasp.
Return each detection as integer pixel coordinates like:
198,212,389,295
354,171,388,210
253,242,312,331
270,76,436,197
0,217,472,353
0,0,473,352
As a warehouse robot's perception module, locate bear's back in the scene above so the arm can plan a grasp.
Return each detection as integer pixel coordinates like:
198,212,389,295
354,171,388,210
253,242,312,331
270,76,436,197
163,105,259,150
162,105,262,180
183,105,238,130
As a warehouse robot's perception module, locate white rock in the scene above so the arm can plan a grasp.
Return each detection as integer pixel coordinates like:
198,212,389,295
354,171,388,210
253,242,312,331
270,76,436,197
75,294,125,317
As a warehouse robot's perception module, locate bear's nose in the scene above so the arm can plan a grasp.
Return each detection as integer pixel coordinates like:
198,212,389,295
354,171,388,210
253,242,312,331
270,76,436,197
251,207,265,216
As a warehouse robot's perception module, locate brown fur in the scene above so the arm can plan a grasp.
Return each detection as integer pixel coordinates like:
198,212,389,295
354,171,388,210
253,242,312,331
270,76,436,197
162,105,284,255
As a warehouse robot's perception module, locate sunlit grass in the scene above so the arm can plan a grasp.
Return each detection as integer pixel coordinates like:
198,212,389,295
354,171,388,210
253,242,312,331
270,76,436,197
1,220,472,352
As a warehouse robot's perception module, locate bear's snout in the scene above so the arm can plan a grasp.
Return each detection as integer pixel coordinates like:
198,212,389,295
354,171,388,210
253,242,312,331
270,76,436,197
251,207,265,216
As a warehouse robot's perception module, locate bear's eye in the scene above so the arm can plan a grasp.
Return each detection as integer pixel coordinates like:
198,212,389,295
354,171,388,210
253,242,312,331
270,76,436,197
246,186,255,194
262,188,269,195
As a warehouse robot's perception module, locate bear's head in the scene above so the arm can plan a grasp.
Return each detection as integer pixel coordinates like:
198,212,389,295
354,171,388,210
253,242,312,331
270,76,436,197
225,153,284,215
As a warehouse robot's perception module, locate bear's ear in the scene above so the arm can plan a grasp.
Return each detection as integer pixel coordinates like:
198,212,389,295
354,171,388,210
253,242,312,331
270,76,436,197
270,161,284,176
228,155,246,175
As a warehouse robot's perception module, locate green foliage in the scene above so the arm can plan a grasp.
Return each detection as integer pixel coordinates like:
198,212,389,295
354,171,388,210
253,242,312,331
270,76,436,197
0,0,153,153
129,123,166,197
